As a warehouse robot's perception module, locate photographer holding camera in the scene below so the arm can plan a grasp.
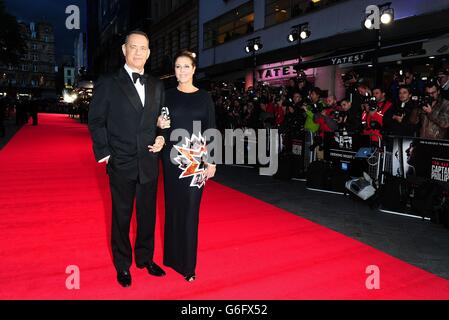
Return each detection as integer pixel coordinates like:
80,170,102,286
301,87,324,134
372,86,393,115
383,85,419,137
391,70,425,103
337,98,363,133
361,87,393,142
416,82,449,140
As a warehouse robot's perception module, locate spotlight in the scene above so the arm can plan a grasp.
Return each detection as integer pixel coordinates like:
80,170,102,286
287,32,297,43
364,19,373,29
245,37,263,54
287,23,311,43
380,6,394,25
380,10,393,24
300,29,311,40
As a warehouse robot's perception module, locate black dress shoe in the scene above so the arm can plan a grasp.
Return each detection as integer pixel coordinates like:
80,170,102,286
137,262,166,277
117,270,131,287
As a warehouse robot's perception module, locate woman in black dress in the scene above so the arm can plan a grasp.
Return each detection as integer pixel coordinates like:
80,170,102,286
158,51,216,282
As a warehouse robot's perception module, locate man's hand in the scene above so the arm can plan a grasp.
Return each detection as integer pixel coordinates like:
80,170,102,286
148,136,165,153
423,104,432,114
392,114,404,123
157,115,171,129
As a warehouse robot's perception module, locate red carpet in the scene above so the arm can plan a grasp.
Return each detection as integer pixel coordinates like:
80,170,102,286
0,113,448,300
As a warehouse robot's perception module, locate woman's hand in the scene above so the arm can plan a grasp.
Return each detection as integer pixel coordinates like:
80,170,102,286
157,115,171,129
205,163,216,180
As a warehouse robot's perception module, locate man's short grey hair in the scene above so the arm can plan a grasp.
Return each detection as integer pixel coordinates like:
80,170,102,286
124,30,150,45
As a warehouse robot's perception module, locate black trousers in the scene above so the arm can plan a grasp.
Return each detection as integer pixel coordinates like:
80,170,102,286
108,164,157,272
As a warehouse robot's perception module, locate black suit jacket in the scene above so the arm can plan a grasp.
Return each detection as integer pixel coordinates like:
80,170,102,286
88,67,165,184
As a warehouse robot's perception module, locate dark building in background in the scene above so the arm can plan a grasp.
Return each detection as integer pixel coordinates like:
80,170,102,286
55,55,76,95
87,0,198,82
0,21,56,98
87,0,152,76
74,32,88,80
149,0,198,81
198,0,449,97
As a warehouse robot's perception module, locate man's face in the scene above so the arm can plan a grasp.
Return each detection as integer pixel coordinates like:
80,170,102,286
122,34,150,71
293,93,301,103
310,91,319,103
405,143,416,165
325,96,336,106
405,72,413,85
426,86,439,101
341,101,351,111
438,74,449,86
357,87,367,96
373,89,384,102
399,88,411,102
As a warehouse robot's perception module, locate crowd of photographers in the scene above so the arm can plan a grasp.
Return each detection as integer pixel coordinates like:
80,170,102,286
210,68,449,155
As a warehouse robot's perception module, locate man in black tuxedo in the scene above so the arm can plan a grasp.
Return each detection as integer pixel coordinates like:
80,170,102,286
88,30,166,287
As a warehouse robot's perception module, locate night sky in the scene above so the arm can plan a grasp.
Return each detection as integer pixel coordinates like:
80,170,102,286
4,0,87,62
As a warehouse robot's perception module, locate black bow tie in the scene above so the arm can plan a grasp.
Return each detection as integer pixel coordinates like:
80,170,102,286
132,72,147,85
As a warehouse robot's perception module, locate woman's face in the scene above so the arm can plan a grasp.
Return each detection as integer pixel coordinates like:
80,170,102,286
175,56,195,84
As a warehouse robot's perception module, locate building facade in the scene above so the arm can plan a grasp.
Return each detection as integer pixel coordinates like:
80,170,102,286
87,0,199,82
0,21,56,98
148,0,198,80
74,32,87,77
198,0,449,98
87,0,152,76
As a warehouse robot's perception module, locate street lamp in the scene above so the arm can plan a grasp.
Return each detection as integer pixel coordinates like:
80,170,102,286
244,37,263,88
287,22,311,75
287,22,311,43
363,2,394,86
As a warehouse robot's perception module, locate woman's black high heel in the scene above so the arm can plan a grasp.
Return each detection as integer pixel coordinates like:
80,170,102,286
184,274,196,282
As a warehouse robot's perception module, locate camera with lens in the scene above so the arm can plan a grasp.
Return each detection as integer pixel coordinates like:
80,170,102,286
363,96,378,112
310,102,323,114
333,109,347,120
419,95,433,107
284,97,293,107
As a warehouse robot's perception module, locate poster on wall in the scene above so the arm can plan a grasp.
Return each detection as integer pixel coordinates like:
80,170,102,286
390,136,449,184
